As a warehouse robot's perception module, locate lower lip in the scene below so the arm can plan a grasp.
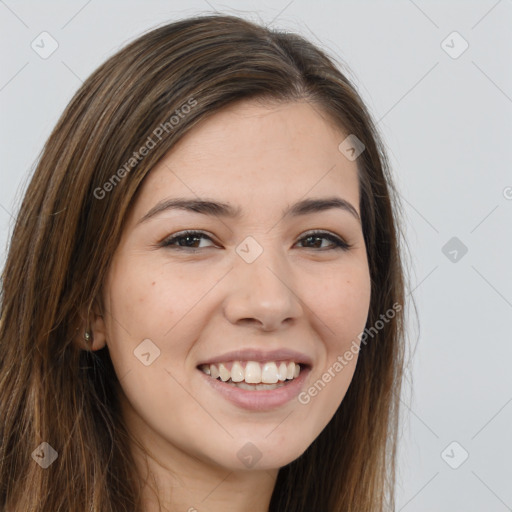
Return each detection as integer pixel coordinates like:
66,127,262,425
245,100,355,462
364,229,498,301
198,367,311,411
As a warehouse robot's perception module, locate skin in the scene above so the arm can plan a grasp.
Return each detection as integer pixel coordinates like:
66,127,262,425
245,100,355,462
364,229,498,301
88,99,371,511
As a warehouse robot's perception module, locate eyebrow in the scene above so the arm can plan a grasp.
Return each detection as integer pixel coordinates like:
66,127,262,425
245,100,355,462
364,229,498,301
137,196,360,225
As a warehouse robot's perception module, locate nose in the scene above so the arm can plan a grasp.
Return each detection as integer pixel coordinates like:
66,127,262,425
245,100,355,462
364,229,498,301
223,246,303,331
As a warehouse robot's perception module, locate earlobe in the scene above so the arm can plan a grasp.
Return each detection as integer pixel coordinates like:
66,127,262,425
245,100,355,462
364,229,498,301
87,298,108,351
88,309,108,351
76,299,108,352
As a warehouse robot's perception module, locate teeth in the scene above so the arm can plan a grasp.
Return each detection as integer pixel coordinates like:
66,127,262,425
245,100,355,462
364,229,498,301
245,361,261,384
219,363,230,382
231,361,244,383
200,360,303,385
210,364,219,379
230,381,286,391
277,362,288,381
286,362,295,380
261,362,279,384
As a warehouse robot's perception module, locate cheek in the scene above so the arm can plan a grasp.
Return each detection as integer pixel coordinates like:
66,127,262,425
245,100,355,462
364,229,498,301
102,263,204,423
101,262,178,376
304,263,370,412
105,260,194,340
315,265,372,344
103,258,223,383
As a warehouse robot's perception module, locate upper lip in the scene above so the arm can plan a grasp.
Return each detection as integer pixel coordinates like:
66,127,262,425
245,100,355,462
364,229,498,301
197,348,313,367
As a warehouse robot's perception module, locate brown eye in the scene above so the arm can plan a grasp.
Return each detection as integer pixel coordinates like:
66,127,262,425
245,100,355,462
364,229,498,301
159,230,351,252
296,231,351,250
161,231,216,250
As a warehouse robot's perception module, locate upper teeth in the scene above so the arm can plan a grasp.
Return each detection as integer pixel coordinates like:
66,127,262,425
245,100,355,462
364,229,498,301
200,361,301,384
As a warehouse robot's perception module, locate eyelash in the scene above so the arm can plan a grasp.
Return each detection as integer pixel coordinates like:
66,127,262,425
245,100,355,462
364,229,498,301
160,230,352,252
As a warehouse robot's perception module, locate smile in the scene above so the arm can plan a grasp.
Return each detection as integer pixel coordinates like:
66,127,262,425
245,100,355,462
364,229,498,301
199,360,301,389
198,360,310,411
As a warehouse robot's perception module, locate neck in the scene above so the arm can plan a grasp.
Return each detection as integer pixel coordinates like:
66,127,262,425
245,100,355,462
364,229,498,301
140,458,277,512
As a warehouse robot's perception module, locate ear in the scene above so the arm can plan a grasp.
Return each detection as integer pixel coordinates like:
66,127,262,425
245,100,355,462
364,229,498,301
75,298,108,352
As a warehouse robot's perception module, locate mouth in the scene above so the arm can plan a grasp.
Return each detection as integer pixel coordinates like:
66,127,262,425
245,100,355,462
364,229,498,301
196,359,311,411
198,360,305,390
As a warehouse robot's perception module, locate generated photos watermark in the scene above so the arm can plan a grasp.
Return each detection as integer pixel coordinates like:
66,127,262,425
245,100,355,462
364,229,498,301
93,97,197,200
298,302,402,404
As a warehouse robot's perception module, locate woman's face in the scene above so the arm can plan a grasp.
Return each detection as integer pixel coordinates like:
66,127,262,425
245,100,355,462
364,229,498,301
98,99,371,472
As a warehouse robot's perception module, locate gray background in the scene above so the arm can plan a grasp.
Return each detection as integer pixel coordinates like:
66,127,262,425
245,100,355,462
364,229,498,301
1,1,511,510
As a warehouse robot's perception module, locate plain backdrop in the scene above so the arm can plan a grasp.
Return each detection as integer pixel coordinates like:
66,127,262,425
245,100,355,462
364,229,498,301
1,1,511,511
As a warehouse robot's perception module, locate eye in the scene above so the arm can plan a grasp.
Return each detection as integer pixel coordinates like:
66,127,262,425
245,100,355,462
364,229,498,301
159,229,352,252
295,230,351,251
160,230,216,250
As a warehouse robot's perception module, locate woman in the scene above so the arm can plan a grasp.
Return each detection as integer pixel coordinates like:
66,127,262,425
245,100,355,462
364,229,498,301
0,14,406,511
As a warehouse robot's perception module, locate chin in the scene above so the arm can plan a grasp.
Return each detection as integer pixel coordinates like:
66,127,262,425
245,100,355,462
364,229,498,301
205,435,313,472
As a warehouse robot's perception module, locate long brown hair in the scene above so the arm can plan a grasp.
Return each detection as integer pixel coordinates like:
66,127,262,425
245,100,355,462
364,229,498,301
0,14,406,511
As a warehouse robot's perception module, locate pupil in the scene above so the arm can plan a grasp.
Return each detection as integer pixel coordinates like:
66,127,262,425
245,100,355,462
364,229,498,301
182,236,198,247
306,236,320,248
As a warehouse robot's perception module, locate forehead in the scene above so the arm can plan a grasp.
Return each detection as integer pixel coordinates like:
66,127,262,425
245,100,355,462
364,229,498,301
129,100,360,222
